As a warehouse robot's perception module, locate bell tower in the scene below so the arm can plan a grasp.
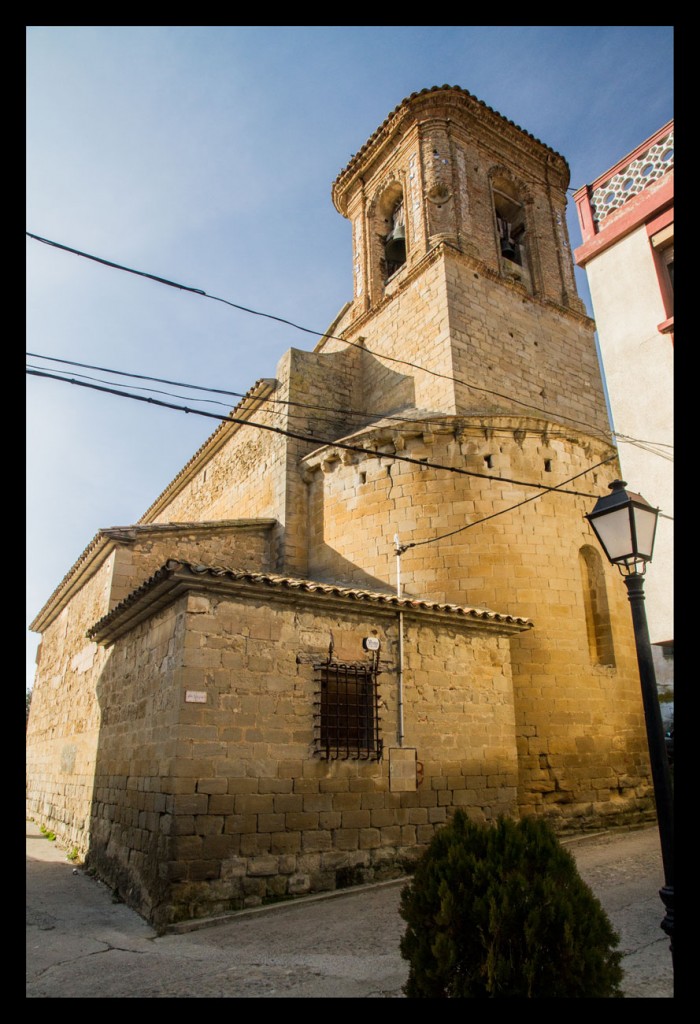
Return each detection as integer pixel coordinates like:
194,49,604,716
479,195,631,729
329,86,603,433
333,85,586,312
305,89,646,831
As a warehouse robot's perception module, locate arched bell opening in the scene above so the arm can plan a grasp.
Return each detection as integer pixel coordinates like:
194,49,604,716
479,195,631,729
382,191,407,280
492,177,527,268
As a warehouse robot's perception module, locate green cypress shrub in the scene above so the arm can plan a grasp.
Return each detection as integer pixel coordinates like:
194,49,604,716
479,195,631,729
399,811,624,998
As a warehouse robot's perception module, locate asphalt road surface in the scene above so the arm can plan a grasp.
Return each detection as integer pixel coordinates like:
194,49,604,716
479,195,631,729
26,819,673,998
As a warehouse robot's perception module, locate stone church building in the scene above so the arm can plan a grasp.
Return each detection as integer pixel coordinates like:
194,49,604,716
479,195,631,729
26,86,655,930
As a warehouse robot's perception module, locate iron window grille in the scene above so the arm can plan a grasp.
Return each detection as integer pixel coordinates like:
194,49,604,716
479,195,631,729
313,662,382,760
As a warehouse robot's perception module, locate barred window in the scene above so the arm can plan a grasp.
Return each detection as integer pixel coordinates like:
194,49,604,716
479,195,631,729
314,662,381,760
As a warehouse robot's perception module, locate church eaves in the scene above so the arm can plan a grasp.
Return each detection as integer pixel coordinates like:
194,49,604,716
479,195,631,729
87,558,534,646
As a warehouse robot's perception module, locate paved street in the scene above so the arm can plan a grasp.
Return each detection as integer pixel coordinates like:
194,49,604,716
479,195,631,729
26,820,673,998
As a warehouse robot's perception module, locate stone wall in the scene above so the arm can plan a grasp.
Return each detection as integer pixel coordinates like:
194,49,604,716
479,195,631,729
302,419,654,828
145,397,287,526
26,522,275,854
109,522,275,607
138,346,362,578
84,579,523,929
445,253,608,432
26,554,115,850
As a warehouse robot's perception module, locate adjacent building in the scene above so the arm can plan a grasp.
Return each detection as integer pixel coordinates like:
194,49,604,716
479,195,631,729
573,122,673,698
27,86,656,931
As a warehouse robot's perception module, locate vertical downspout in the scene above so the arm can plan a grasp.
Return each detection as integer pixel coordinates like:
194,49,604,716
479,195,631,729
394,534,405,747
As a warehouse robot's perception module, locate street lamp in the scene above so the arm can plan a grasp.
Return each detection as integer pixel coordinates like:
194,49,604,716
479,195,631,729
586,479,673,969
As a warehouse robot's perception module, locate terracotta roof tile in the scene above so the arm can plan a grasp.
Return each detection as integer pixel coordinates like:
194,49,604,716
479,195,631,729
87,558,533,643
333,85,563,190
137,378,277,524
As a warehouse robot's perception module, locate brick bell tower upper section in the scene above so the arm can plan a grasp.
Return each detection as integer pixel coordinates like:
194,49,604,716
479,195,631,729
332,85,586,318
327,87,610,436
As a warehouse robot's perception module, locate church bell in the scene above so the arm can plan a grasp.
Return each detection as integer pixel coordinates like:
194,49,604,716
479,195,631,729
385,219,406,265
500,239,517,261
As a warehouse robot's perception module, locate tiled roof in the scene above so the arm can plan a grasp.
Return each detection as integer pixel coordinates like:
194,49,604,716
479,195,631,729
87,558,533,643
333,85,563,189
137,377,277,524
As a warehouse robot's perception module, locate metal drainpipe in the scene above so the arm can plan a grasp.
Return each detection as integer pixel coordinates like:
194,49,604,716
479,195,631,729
394,535,405,748
397,611,405,748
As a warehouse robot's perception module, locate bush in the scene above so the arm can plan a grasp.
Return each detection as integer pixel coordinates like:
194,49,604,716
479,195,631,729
399,811,623,998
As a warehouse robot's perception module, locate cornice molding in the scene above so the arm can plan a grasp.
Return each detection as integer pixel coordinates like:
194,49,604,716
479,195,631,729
332,86,567,215
319,241,592,347
300,413,616,475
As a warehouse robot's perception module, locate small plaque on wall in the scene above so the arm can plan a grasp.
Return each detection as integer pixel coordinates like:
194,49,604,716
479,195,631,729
185,691,207,703
389,746,418,792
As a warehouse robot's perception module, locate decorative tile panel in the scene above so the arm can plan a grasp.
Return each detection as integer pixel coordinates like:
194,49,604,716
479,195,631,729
590,130,673,225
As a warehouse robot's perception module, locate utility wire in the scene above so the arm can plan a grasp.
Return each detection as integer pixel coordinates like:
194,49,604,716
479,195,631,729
33,357,660,462
29,365,672,522
399,455,617,552
27,350,247,399
26,232,615,441
26,238,673,541
25,350,461,429
26,234,209,297
27,350,674,459
26,233,318,335
615,435,674,462
25,363,241,412
25,361,366,437
26,367,608,499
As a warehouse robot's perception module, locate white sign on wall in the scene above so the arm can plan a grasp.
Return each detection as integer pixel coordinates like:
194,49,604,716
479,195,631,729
185,691,207,703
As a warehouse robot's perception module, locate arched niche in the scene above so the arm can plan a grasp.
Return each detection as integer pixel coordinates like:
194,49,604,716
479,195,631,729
579,544,616,668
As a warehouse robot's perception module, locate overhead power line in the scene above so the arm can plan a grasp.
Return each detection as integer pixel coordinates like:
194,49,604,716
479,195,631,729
28,364,672,523
26,231,615,441
30,367,639,548
26,233,209,297
26,236,673,554
27,366,610,499
26,232,319,335
400,455,618,552
26,350,674,461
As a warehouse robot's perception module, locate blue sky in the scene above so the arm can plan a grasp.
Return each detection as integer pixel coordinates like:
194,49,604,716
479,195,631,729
26,26,674,688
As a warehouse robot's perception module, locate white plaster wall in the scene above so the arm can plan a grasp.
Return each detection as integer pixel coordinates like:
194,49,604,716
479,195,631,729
585,226,673,645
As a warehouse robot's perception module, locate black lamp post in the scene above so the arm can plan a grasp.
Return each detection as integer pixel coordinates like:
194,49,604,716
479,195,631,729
586,479,673,969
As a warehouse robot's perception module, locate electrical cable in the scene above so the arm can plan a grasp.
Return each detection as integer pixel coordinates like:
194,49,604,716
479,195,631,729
399,454,618,551
25,360,372,436
26,366,610,499
25,363,242,413
27,350,673,459
26,232,615,441
26,236,672,519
